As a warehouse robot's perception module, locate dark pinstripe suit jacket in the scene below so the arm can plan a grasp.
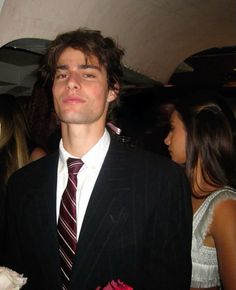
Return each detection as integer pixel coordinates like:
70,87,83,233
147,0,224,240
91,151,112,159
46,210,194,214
3,137,192,290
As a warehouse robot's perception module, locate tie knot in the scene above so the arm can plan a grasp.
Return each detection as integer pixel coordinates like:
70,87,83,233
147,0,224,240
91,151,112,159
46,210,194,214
67,158,84,175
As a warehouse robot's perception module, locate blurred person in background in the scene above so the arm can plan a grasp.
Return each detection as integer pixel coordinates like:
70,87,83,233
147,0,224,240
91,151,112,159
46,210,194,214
0,93,46,260
0,93,46,187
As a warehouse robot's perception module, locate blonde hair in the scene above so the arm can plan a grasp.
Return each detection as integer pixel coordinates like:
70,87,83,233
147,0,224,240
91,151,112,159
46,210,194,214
0,94,30,185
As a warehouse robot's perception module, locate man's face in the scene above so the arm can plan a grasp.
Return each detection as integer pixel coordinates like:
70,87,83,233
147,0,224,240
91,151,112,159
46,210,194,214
52,47,117,126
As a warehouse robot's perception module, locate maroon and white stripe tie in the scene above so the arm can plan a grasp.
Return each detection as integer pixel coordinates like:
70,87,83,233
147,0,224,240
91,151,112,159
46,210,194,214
57,157,84,290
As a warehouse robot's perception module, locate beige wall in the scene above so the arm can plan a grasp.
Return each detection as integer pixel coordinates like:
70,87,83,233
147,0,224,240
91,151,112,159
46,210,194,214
0,0,235,83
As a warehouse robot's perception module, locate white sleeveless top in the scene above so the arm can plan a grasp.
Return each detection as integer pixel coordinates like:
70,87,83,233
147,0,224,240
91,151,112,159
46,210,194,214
191,186,236,288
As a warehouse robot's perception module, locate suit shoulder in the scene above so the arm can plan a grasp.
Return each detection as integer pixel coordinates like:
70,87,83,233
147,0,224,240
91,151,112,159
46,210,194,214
8,151,59,183
110,137,184,174
125,145,184,174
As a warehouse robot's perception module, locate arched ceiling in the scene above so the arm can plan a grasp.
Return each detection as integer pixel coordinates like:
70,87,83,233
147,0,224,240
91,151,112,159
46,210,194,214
0,0,235,96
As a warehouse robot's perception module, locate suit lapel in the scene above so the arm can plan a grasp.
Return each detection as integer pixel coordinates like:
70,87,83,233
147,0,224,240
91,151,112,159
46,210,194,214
70,138,131,286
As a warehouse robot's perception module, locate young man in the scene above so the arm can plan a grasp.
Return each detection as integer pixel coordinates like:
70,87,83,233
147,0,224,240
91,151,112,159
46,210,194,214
3,28,192,290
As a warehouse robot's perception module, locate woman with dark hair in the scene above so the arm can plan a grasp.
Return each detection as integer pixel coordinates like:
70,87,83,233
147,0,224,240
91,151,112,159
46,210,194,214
164,94,236,290
0,94,46,186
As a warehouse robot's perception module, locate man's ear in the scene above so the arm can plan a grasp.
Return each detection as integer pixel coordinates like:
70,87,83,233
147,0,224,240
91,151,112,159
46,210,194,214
107,83,119,102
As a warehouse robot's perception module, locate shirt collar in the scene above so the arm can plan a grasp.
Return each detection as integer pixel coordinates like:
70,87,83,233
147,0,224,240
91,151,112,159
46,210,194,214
59,128,110,171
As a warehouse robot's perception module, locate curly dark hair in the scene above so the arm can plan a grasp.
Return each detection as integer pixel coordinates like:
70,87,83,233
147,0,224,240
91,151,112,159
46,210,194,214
41,27,125,91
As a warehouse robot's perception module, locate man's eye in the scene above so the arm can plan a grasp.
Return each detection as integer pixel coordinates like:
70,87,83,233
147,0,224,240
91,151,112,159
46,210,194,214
55,73,67,80
83,73,95,78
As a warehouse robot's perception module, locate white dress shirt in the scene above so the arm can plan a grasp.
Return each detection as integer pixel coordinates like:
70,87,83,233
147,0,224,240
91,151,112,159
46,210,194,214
56,129,110,239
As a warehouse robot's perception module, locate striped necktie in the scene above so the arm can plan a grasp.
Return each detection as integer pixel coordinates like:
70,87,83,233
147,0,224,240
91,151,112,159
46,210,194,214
57,157,84,290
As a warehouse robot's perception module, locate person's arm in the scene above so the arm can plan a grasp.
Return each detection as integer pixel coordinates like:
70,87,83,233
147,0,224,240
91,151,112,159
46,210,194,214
212,199,236,290
143,163,192,290
163,167,192,290
0,186,6,261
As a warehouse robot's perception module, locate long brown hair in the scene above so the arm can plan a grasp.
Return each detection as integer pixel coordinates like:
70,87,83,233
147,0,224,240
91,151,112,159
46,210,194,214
174,92,236,196
0,94,30,185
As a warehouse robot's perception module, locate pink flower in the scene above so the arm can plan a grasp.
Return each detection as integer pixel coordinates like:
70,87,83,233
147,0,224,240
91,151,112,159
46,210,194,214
96,279,133,290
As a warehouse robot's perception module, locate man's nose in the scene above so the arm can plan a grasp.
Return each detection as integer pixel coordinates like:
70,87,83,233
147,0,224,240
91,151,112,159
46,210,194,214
67,73,81,90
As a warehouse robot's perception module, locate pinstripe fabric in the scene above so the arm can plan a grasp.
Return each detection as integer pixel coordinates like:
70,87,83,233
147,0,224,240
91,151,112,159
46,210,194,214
57,158,83,290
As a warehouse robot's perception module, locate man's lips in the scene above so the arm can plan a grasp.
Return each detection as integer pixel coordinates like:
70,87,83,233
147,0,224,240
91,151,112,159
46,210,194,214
62,96,86,104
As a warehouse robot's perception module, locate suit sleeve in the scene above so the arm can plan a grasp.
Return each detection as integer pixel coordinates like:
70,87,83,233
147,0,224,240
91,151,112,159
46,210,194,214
0,186,6,262
141,160,192,290
2,175,26,275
